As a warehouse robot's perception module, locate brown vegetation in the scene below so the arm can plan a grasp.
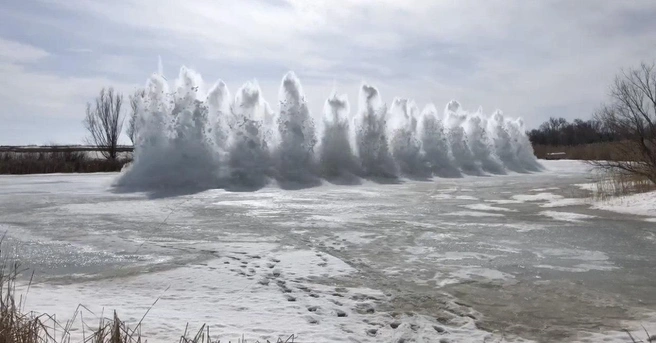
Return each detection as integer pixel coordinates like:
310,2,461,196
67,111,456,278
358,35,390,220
532,141,627,161
0,151,129,174
592,169,656,200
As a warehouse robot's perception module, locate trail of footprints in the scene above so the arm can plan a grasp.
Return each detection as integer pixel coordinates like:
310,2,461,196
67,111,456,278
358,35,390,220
219,251,473,341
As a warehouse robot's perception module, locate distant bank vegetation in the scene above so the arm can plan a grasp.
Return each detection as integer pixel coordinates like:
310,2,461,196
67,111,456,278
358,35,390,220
531,61,656,185
0,150,129,174
528,117,624,161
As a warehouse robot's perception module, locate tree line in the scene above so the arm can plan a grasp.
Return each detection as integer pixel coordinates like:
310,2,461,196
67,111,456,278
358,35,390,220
527,117,618,147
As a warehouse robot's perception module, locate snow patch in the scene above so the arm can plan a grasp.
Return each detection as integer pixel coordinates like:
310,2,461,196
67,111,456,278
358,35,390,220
443,211,505,217
513,193,564,202
539,211,596,222
486,199,523,205
575,183,596,191
535,264,617,272
449,267,514,281
430,193,479,201
462,203,517,212
540,198,589,208
592,190,656,219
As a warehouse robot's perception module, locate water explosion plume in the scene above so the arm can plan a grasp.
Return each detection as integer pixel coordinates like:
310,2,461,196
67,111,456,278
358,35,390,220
388,98,429,179
318,92,361,185
114,67,542,194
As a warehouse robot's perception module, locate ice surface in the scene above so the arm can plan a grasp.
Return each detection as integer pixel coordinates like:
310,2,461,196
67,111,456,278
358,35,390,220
512,192,564,202
450,267,514,281
4,159,655,343
592,190,656,220
570,313,656,343
535,248,617,272
15,240,526,343
114,67,542,193
462,203,518,212
539,210,597,222
443,210,505,217
540,198,590,208
19,246,378,343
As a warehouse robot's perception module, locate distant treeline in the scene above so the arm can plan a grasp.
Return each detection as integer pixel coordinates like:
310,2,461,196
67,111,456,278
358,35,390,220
527,117,618,147
0,145,133,153
532,142,625,161
0,151,129,174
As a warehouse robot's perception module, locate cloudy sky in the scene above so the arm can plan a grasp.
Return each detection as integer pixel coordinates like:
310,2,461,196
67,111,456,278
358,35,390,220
1,0,655,145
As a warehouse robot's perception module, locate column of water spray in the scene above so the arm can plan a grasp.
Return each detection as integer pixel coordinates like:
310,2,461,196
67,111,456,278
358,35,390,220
115,66,542,192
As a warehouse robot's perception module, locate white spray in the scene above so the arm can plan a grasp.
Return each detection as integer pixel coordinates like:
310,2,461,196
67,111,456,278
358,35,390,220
114,66,542,193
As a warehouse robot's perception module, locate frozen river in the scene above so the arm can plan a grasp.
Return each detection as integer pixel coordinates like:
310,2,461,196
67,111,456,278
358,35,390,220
0,160,655,342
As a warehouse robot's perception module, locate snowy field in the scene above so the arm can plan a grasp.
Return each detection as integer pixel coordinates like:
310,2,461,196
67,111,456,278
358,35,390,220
1,160,655,342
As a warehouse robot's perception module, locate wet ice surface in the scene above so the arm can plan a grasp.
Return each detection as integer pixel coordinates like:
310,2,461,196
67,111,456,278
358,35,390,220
1,161,655,342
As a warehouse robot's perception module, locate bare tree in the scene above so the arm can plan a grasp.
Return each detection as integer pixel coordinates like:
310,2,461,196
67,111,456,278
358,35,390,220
83,87,125,160
127,89,145,145
591,62,656,184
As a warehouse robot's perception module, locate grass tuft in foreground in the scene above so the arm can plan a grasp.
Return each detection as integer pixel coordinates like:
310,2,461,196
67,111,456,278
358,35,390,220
0,240,294,343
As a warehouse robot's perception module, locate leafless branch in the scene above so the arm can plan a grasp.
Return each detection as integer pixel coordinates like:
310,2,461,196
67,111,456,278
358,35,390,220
591,61,656,184
127,89,145,145
83,88,125,160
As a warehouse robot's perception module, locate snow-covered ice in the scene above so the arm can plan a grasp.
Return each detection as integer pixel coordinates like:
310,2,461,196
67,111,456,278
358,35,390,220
512,192,564,202
539,210,597,222
461,203,518,212
592,190,656,221
540,198,590,208
442,210,506,217
1,160,655,342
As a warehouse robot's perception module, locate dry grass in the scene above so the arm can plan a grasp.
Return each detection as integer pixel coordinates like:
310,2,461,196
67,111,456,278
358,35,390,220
591,169,656,201
625,328,656,343
0,243,51,343
0,152,129,174
534,141,656,194
0,239,295,343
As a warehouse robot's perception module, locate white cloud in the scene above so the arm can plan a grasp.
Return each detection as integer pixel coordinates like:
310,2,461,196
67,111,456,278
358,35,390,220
1,0,656,143
0,62,136,118
0,37,49,63
0,36,139,144
67,48,93,53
